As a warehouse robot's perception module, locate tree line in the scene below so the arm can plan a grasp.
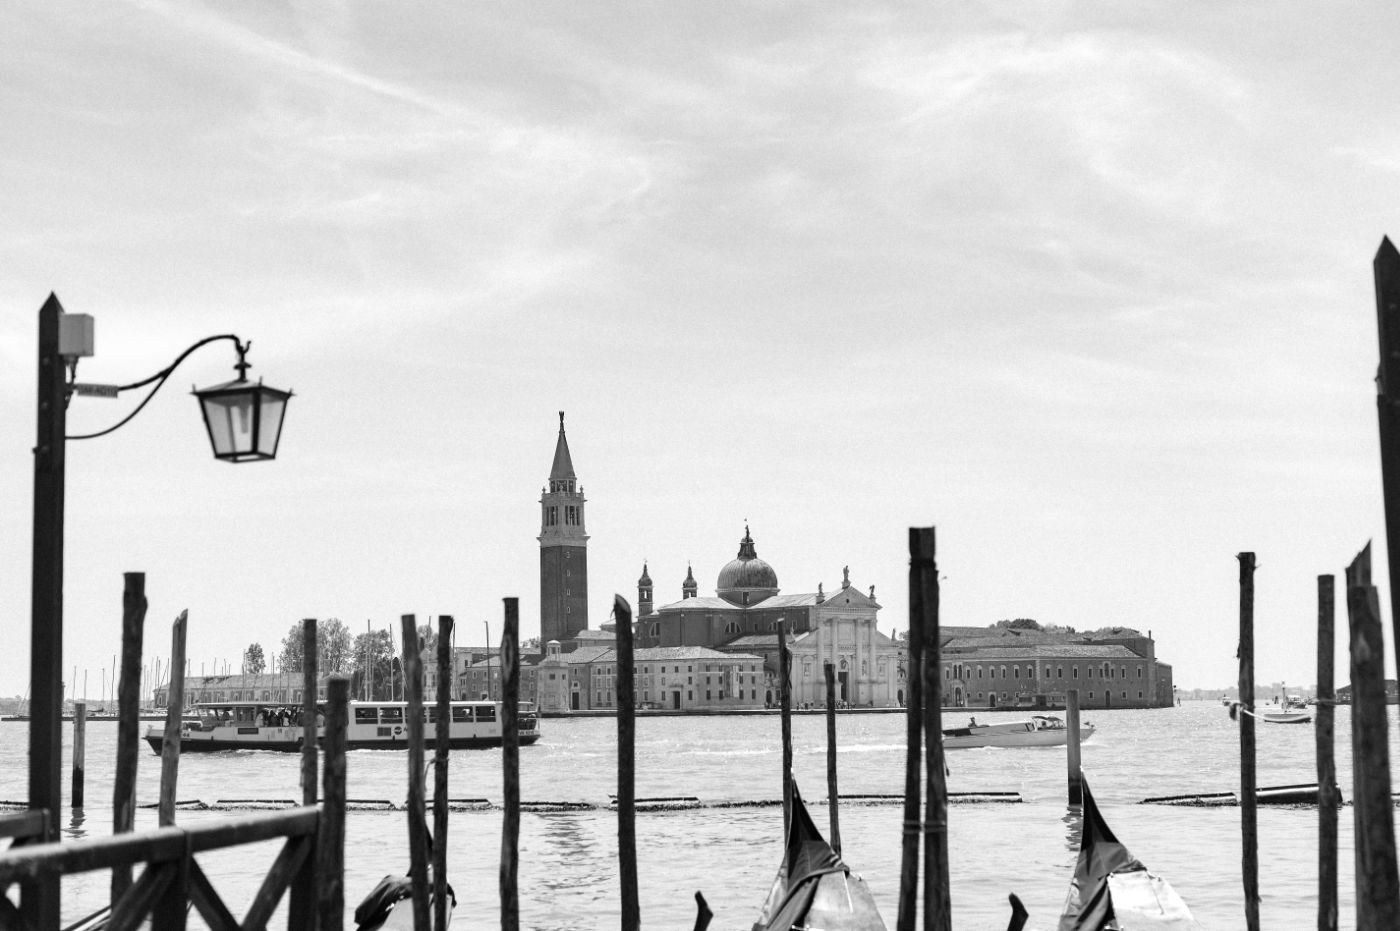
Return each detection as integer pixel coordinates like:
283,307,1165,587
239,618,442,702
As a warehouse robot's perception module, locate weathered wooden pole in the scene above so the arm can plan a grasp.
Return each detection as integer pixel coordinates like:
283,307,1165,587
778,618,793,842
1066,689,1082,805
434,615,453,931
897,530,927,931
70,703,85,810
402,614,430,931
916,528,950,931
301,618,318,808
615,594,640,931
27,294,67,931
824,661,841,856
1316,574,1338,931
158,610,189,828
316,675,349,931
1346,544,1400,929
110,572,147,905
1237,552,1260,931
692,891,713,931
1370,236,1400,751
500,598,521,931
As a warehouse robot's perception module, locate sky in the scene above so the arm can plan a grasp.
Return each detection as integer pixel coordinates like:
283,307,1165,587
3,1,1399,700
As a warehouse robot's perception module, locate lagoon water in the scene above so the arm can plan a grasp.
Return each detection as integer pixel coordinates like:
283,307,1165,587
0,701,1385,929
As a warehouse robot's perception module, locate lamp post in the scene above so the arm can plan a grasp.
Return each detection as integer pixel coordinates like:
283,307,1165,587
26,294,291,929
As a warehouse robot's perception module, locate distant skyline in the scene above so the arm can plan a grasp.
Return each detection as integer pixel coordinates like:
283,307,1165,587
4,2,1400,698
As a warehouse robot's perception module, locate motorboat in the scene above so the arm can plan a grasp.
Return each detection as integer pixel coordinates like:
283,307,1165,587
942,714,1094,750
1261,710,1312,724
144,699,540,753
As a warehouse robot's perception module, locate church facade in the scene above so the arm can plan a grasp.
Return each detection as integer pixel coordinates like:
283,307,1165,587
633,528,907,708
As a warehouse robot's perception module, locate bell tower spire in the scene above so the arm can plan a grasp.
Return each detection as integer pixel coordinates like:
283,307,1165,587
539,411,588,646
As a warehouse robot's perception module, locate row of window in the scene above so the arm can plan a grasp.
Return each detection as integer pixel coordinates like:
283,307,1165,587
945,664,1145,681
970,691,1146,702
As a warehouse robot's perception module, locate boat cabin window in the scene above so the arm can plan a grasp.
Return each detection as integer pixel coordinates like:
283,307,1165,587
355,707,380,724
380,707,404,724
452,706,472,723
476,705,496,722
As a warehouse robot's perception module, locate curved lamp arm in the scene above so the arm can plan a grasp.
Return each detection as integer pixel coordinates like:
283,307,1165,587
67,334,248,441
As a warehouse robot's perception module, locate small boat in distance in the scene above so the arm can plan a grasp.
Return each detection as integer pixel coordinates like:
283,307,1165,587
1057,776,1202,930
144,699,541,754
942,714,1093,750
1261,709,1312,724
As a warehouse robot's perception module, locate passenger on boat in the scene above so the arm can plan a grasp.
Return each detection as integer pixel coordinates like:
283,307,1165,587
969,716,978,727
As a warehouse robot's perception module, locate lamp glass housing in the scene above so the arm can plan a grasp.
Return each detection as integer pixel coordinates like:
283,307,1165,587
193,378,292,462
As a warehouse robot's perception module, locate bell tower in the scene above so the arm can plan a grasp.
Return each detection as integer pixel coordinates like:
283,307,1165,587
638,563,654,617
539,412,589,646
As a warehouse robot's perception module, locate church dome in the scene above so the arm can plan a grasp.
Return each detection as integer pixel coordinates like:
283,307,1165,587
716,526,779,605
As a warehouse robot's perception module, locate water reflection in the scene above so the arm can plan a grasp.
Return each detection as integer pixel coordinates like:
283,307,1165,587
65,808,87,840
1062,804,1082,854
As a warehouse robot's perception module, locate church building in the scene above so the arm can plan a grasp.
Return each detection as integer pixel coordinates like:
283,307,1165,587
634,527,906,708
539,412,589,648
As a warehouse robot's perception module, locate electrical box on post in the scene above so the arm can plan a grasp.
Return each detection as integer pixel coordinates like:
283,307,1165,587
58,313,94,358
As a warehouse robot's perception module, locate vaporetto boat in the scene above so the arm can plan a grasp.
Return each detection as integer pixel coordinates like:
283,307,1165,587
143,699,541,753
941,714,1094,750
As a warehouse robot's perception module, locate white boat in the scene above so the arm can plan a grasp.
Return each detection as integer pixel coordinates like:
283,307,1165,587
144,699,541,753
942,714,1094,750
1261,710,1311,724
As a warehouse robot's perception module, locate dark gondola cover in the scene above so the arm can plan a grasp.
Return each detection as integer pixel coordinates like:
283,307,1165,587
1058,778,1200,930
752,784,887,931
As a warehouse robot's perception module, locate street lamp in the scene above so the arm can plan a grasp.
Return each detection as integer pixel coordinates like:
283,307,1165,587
26,294,291,927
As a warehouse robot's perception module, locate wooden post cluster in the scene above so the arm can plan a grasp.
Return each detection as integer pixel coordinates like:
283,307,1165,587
1345,544,1400,929
1316,574,1338,931
500,598,521,931
1237,552,1260,931
898,527,948,931
614,594,640,931
401,614,430,931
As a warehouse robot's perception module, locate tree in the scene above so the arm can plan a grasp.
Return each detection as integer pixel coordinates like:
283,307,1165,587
243,643,266,675
993,618,1042,631
276,618,354,673
351,629,399,700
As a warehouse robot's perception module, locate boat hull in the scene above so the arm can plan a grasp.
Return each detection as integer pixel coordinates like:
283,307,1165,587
144,732,542,754
943,716,1094,750
1261,711,1311,724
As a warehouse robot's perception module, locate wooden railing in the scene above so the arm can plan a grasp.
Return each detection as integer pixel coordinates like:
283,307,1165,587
0,807,330,931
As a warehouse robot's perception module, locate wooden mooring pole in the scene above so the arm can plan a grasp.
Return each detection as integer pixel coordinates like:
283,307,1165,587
1345,544,1400,929
825,661,841,856
1370,237,1400,753
1066,689,1082,805
110,572,146,905
401,614,430,931
70,703,85,810
1316,574,1338,931
915,528,950,931
779,619,793,843
896,530,927,931
434,615,453,931
301,617,318,808
500,598,521,931
158,610,188,828
317,675,349,931
1237,552,1260,931
615,595,640,931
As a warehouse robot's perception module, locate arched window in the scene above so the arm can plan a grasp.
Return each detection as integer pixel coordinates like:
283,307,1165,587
724,621,740,635
1057,666,1063,678
649,623,659,637
1013,666,1020,679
